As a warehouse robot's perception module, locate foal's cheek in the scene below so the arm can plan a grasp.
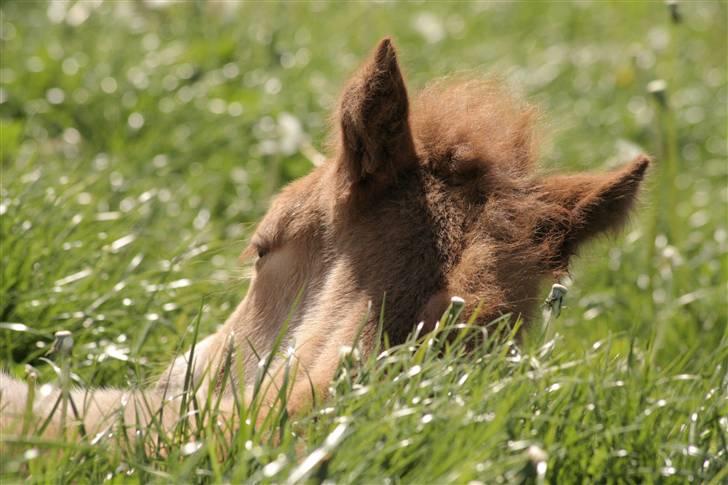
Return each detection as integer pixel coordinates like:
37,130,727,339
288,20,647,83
252,250,297,304
249,243,320,320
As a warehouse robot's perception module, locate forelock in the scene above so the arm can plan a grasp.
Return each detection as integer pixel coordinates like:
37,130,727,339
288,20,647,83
410,77,541,180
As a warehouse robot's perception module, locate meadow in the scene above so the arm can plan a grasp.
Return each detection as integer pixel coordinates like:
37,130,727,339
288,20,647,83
1,1,726,483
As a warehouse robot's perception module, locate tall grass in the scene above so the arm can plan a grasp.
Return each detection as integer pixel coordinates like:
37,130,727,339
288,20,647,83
4,313,726,483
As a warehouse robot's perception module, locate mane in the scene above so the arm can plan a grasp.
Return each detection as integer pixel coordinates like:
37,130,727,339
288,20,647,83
410,79,567,276
410,77,541,179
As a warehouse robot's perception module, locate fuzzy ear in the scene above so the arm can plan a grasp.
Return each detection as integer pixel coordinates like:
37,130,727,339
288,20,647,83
337,38,417,186
536,155,651,265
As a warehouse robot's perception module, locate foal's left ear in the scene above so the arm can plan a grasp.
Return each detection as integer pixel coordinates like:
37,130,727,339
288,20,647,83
536,155,651,264
337,38,417,187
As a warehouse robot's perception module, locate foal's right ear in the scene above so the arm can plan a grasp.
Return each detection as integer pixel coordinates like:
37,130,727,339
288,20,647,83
536,155,651,266
336,38,417,187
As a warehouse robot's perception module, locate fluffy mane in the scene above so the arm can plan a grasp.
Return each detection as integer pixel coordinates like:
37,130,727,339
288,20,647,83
410,78,541,179
327,73,541,182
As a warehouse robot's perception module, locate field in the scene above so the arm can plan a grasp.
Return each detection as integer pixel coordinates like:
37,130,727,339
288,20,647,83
1,1,726,483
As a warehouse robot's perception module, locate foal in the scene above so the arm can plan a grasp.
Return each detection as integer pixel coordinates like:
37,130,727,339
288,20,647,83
0,38,649,438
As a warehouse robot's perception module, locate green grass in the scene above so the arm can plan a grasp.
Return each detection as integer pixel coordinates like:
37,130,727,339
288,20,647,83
1,1,726,482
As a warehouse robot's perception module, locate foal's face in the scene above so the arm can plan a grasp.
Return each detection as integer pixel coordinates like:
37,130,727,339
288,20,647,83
226,39,649,361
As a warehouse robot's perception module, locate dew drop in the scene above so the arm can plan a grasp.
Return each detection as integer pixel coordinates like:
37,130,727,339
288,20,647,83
128,112,144,130
46,87,65,104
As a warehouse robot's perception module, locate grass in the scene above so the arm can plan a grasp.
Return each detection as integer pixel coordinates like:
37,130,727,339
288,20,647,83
1,1,726,483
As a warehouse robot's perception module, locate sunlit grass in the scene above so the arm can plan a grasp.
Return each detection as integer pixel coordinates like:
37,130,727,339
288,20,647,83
2,314,725,483
1,1,726,482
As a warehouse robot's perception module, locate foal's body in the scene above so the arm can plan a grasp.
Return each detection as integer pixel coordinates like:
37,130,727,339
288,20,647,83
0,39,649,438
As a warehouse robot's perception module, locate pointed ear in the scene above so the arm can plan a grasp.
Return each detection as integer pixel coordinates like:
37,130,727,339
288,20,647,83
337,38,417,186
536,155,651,265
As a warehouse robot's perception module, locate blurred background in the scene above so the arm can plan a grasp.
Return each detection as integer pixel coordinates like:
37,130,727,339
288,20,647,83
1,1,726,385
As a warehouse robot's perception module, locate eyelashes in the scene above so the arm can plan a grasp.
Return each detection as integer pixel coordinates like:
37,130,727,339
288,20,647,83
240,238,271,266
256,245,270,259
248,231,279,270
252,241,272,270
249,233,272,259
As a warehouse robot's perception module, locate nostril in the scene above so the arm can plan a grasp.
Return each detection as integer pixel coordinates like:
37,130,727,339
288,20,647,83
418,289,453,333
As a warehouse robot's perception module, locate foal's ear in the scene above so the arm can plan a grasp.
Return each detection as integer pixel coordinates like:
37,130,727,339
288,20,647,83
337,38,417,187
537,155,651,264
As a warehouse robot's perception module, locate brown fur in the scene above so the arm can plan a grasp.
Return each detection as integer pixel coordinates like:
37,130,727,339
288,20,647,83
1,38,650,440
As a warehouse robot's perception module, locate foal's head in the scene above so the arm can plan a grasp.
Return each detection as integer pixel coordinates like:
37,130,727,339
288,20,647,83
231,38,649,355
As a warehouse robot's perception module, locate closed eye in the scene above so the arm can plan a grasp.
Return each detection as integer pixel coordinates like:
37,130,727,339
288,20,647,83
240,236,273,267
250,238,274,269
256,245,270,259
